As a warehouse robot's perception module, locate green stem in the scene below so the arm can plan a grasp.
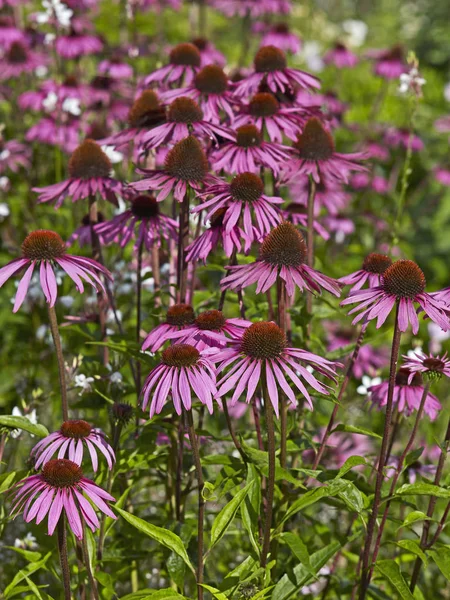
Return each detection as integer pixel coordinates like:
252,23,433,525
48,305,69,421
260,376,276,569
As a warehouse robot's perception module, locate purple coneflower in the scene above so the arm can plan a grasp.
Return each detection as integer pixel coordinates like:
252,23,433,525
142,42,201,87
384,127,423,152
261,23,302,55
215,321,339,415
131,135,216,202
33,139,124,208
221,221,341,297
0,138,31,174
402,350,450,381
10,458,116,539
339,252,393,291
142,303,196,352
193,172,283,242
434,166,450,187
140,96,234,151
96,194,178,252
282,117,367,184
286,174,351,216
67,212,107,247
98,56,133,79
141,344,217,416
367,45,406,79
234,46,320,97
304,429,373,469
0,16,24,47
186,208,242,262
0,41,47,80
368,368,441,420
164,309,251,349
55,31,103,59
31,420,115,471
0,230,112,312
212,0,291,17
341,259,450,334
191,37,226,67
26,116,81,154
233,92,308,142
324,43,359,68
212,124,291,175
283,204,330,241
162,64,238,123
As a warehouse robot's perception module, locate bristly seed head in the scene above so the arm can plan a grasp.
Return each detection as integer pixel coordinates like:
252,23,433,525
195,65,228,95
236,125,262,148
249,93,279,118
164,135,209,182
60,420,92,439
362,253,393,274
130,195,160,219
210,207,227,228
169,42,201,67
63,75,78,87
241,321,286,359
395,367,423,387
422,357,446,376
7,41,28,63
128,90,166,129
162,344,200,367
382,260,426,299
230,172,264,202
81,211,105,226
254,46,287,73
260,221,307,267
110,402,133,424
41,459,83,488
22,230,66,260
166,303,195,326
68,139,112,179
294,118,335,161
168,97,203,124
195,310,226,331
191,37,208,51
273,23,290,34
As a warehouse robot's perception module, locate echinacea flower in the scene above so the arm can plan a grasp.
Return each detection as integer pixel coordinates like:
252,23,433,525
142,42,201,87
282,117,367,184
191,37,226,67
367,45,406,80
212,0,291,18
162,64,239,123
232,92,309,142
26,116,81,155
434,166,450,187
341,259,450,334
131,135,217,202
0,41,47,80
303,429,373,469
402,350,450,381
215,321,340,415
368,368,441,420
233,46,320,98
95,194,178,252
221,221,341,297
9,458,116,539
211,124,291,175
384,127,423,152
339,253,393,291
140,96,234,151
164,309,252,349
286,174,351,216
141,344,217,416
324,43,359,69
33,139,125,208
31,420,115,472
67,212,107,247
261,23,302,55
98,56,133,79
283,204,330,241
193,172,283,242
142,303,196,352
55,30,103,59
186,208,242,262
0,138,31,174
0,230,112,312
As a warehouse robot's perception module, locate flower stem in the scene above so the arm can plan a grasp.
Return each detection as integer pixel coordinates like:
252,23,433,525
48,305,69,421
311,325,367,472
277,277,288,469
198,0,207,37
410,415,450,591
359,302,402,600
368,382,431,581
306,177,316,317
57,515,72,600
222,398,246,461
135,239,144,433
186,410,204,600
260,376,276,569
177,191,191,304
81,521,99,600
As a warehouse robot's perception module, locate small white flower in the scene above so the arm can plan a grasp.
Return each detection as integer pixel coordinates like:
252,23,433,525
15,532,38,550
42,91,58,112
74,374,94,394
44,33,56,45
11,407,38,438
36,324,49,341
406,347,423,359
357,375,382,396
0,177,10,192
101,145,124,164
302,41,324,72
342,19,368,47
62,97,81,116
0,202,10,220
444,83,450,102
35,66,48,78
59,295,74,308
110,371,123,386
398,67,426,97
0,149,11,160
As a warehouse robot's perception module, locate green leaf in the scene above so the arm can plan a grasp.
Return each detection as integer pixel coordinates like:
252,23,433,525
0,471,18,493
4,552,51,598
396,483,450,498
397,511,431,531
5,547,42,563
120,590,188,600
280,533,315,577
23,576,44,600
375,560,415,599
428,548,450,580
280,480,349,525
396,540,428,566
199,584,230,599
116,508,195,574
337,481,367,513
209,480,254,550
331,424,381,439
335,455,367,479
0,416,48,438
241,464,262,555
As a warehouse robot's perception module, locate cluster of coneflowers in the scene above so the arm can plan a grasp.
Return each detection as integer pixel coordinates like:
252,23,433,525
1,0,450,598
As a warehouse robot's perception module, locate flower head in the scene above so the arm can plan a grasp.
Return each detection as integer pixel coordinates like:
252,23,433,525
142,42,201,87
221,221,341,297
339,252,392,291
402,350,450,381
31,420,115,472
0,230,112,312
142,303,196,352
186,208,242,262
10,458,116,539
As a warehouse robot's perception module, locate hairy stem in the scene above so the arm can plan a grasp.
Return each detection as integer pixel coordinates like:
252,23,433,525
48,305,69,421
135,239,144,433
57,515,72,600
177,191,191,304
260,377,276,569
306,177,316,316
